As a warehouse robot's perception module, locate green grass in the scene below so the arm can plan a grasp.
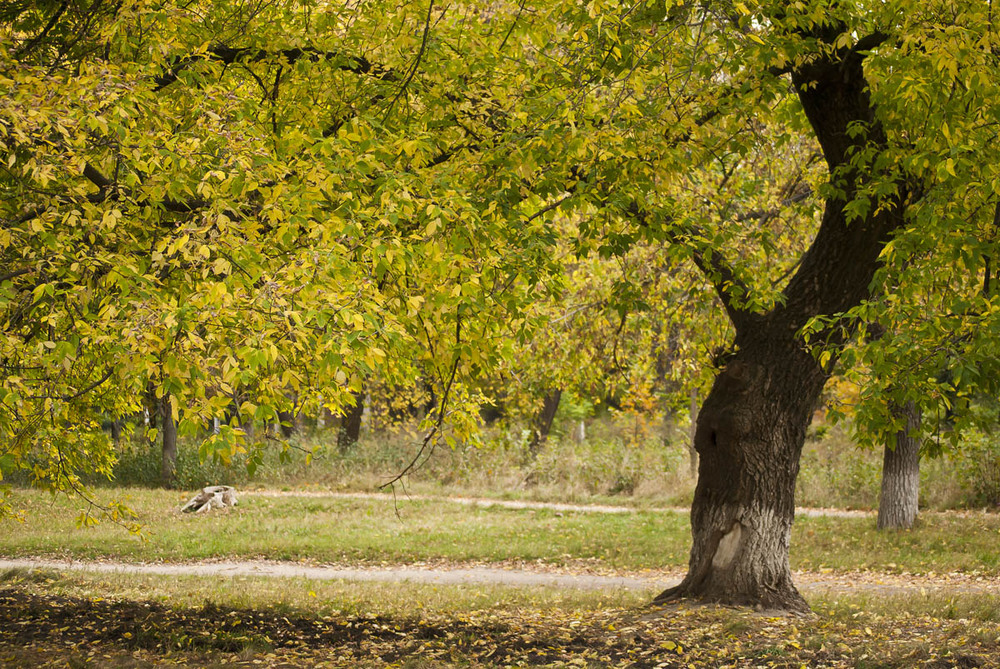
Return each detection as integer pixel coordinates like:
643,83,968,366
4,488,1000,576
4,412,1000,666
0,488,691,569
791,513,1000,573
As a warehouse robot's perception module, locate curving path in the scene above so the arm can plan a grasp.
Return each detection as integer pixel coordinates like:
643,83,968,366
244,489,874,518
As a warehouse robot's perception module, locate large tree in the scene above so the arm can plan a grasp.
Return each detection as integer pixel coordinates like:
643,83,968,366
638,2,1000,611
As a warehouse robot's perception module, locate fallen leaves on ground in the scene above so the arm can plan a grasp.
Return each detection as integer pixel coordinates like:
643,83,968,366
1,583,997,668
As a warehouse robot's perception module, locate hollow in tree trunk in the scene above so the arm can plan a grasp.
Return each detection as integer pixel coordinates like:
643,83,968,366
337,389,365,453
160,395,178,487
528,390,562,456
877,402,921,530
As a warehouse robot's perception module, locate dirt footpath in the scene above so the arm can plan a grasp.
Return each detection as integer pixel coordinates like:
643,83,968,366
2,557,997,596
245,489,874,518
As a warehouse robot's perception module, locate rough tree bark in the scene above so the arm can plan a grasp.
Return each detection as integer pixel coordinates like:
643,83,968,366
656,328,828,612
528,390,562,456
687,388,699,479
655,29,909,612
877,402,921,530
160,395,178,487
337,389,365,452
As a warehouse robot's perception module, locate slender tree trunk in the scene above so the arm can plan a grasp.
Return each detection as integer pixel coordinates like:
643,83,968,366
144,382,157,434
337,389,365,453
160,395,178,487
316,401,334,430
528,390,562,455
877,402,921,530
277,409,298,438
110,419,122,445
656,331,826,613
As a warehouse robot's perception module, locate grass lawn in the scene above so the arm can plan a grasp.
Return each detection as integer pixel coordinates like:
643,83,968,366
4,486,1000,667
2,487,1000,577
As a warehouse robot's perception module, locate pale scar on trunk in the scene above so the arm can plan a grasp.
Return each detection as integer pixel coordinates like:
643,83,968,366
711,521,743,569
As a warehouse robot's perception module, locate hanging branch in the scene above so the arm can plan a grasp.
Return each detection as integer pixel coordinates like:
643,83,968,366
382,0,438,123
380,306,462,496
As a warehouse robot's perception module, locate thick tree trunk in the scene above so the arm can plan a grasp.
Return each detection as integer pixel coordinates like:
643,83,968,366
687,387,699,479
160,395,178,487
656,331,826,613
337,389,365,452
528,390,562,455
877,402,921,530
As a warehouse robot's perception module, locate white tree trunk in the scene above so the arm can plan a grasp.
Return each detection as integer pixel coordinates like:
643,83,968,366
877,402,921,530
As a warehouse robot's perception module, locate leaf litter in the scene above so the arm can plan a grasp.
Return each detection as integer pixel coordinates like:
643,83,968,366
2,581,998,668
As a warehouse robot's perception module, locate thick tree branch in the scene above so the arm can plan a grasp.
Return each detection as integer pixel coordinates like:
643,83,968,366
13,0,70,60
0,268,33,283
849,31,890,58
80,161,209,214
153,44,397,92
776,31,913,339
